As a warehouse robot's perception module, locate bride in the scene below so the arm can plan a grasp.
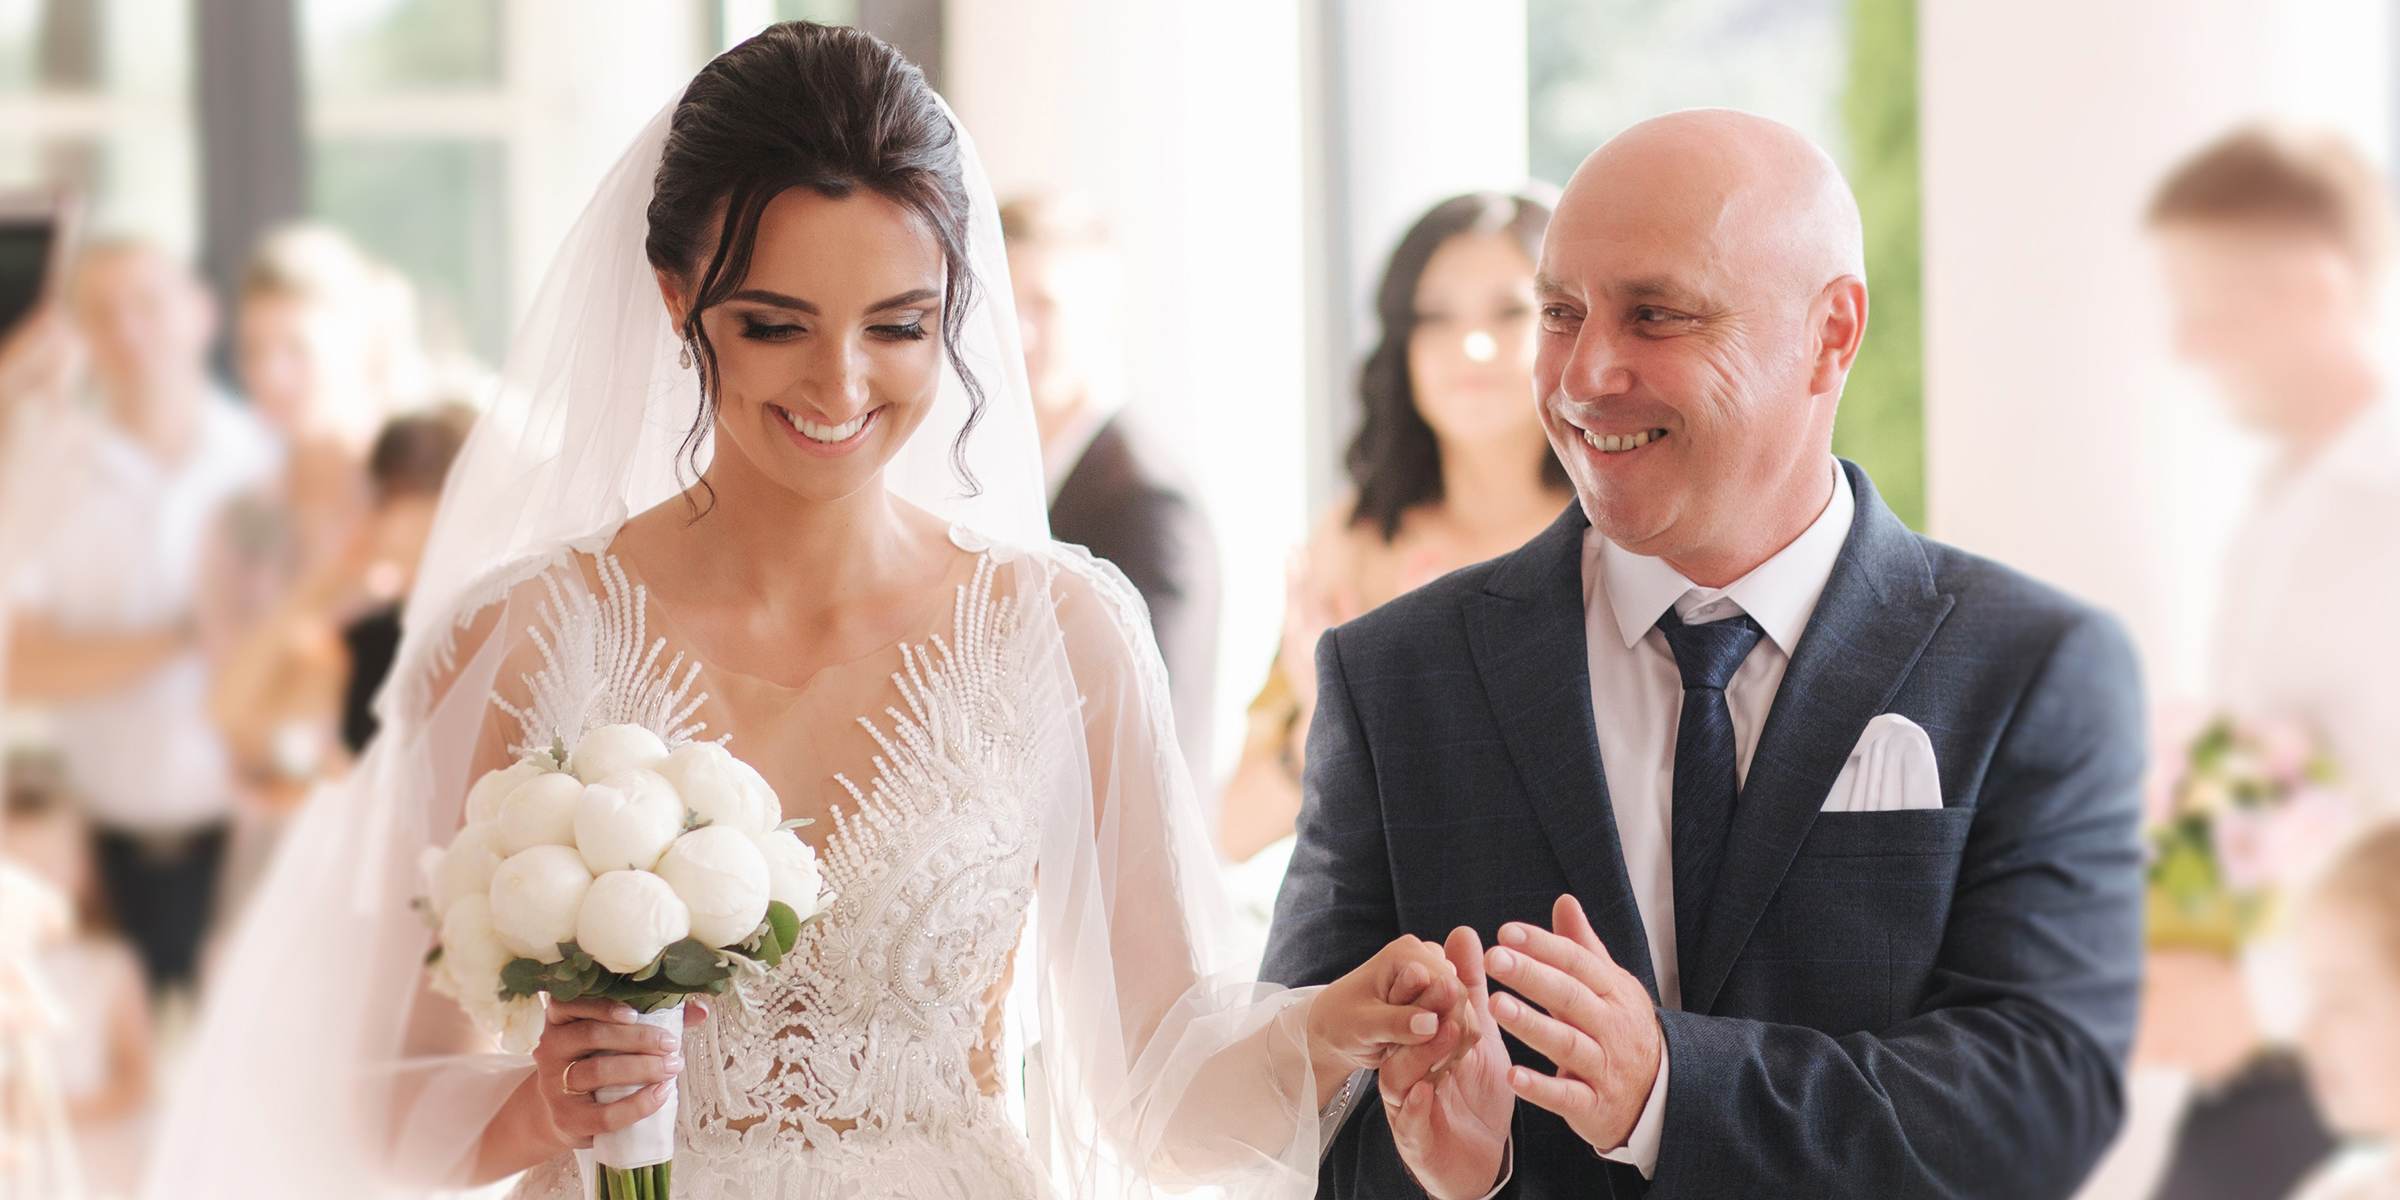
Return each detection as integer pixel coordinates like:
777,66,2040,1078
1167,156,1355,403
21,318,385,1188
147,21,1480,1200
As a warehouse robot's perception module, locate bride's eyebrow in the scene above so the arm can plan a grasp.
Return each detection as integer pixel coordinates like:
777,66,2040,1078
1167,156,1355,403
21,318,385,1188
724,287,938,314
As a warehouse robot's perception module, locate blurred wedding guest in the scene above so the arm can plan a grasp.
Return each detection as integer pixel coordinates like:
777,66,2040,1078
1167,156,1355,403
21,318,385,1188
2156,126,2400,810
1217,192,1569,865
5,239,280,996
2130,124,2399,1200
205,225,423,803
2288,822,2400,1200
213,404,472,772
5,755,155,1200
1001,196,1218,791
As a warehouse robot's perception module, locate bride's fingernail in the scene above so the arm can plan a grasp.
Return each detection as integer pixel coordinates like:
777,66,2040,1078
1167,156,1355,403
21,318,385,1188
664,1054,683,1074
659,1031,680,1051
1409,1011,1438,1036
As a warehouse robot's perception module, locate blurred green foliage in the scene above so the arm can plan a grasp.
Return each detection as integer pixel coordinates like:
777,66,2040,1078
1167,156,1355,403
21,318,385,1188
1838,0,1925,529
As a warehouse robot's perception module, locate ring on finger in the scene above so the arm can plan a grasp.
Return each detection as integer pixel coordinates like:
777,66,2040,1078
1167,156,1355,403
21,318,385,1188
561,1058,593,1098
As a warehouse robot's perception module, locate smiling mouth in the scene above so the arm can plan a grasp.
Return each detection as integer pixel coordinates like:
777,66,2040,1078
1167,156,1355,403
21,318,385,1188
1582,427,1667,454
773,404,876,444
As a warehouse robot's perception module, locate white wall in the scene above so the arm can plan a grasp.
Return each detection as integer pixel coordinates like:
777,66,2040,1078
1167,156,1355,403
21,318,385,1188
1920,0,2390,708
945,0,1312,784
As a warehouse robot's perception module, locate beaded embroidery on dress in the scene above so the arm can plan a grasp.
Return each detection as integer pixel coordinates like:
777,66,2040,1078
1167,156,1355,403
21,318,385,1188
506,546,1060,1200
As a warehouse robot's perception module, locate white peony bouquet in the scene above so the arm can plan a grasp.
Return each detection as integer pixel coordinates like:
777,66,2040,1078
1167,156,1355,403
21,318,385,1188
420,723,828,1200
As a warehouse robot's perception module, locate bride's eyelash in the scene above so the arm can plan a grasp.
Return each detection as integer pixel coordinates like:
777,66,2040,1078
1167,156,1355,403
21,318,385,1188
740,316,803,341
874,321,930,341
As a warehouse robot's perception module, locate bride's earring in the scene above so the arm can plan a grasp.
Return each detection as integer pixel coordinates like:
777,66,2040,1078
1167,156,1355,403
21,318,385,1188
679,343,694,370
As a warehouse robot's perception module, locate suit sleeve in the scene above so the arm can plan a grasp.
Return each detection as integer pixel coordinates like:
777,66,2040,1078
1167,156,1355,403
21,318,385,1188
1650,609,2146,1199
1259,628,1443,1199
1260,626,1402,990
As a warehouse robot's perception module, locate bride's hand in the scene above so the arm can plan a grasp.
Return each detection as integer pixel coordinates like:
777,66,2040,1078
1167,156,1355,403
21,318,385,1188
1306,935,1470,1103
531,998,710,1148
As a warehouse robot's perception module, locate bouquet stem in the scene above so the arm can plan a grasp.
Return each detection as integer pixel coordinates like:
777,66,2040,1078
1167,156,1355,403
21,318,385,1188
596,1161,669,1200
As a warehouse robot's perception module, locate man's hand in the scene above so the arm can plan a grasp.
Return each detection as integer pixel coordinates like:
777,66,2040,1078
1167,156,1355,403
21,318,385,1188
1484,894,1662,1154
1379,926,1514,1199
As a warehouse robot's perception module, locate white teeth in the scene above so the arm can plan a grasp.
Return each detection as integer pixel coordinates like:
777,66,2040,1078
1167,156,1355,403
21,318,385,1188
1580,428,1666,454
782,407,871,443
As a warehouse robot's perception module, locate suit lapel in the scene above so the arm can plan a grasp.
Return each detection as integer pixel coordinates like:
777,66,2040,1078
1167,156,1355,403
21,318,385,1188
1680,463,1956,1014
1463,503,1658,998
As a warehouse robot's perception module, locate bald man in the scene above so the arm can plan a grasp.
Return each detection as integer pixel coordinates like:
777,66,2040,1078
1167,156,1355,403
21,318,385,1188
1263,110,2143,1198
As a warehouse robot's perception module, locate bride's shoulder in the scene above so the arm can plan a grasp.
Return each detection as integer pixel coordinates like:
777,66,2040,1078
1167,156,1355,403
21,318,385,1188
974,530,1171,693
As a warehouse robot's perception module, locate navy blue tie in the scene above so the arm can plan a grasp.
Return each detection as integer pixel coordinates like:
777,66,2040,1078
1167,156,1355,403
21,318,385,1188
1656,606,1764,974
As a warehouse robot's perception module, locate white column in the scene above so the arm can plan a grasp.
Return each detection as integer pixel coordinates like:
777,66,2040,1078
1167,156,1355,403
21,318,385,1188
1313,0,1529,511
1920,0,2388,706
945,0,1311,782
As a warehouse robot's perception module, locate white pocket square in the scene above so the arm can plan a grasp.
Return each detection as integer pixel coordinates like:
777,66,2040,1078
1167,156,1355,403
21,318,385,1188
1821,713,1944,813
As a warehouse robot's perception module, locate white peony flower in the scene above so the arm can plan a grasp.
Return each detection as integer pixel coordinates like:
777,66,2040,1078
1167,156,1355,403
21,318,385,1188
488,844,592,963
574,770,684,873
466,757,549,825
755,828,822,917
497,996,546,1054
577,869,691,974
724,755,786,832
659,741,775,835
572,724,670,785
655,825,771,948
495,771,586,855
436,893,513,1006
434,822,509,916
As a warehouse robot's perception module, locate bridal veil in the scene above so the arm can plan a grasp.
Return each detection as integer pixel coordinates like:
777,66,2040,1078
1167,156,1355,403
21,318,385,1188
146,49,1329,1200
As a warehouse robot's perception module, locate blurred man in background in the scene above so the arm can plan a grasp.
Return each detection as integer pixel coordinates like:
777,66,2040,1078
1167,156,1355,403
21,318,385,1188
1002,196,1219,798
5,241,279,997
2136,124,2400,1200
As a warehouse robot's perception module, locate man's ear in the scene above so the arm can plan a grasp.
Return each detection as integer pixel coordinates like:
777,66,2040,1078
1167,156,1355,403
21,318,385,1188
1810,275,1869,397
655,268,693,332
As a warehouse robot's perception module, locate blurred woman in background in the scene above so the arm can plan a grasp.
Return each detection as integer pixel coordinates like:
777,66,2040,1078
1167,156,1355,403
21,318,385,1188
1218,191,1568,868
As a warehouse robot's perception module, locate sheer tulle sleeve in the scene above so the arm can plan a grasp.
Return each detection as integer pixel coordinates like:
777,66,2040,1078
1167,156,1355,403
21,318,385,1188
142,551,583,1198
1013,545,1325,1199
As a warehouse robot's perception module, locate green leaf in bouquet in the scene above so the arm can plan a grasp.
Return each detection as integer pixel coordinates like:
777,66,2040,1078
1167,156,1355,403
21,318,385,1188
661,937,731,987
766,900,800,959
630,955,663,982
424,944,445,968
777,817,814,831
500,956,546,999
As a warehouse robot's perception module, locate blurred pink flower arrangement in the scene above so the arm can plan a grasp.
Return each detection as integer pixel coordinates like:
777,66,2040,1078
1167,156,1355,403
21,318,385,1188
2145,708,2349,955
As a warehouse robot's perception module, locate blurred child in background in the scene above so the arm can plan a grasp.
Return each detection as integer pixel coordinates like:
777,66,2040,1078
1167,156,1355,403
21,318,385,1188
4,753,156,1200
2291,822,2400,1199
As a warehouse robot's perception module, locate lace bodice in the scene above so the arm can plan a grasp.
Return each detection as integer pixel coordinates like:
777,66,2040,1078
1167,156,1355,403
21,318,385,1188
502,543,1058,1200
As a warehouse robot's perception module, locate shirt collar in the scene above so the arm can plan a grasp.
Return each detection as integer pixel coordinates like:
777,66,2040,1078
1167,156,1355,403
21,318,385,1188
1594,460,1854,654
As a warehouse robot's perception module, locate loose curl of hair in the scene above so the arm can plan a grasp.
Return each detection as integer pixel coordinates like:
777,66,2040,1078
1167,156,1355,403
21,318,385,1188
1346,192,1564,542
645,21,982,513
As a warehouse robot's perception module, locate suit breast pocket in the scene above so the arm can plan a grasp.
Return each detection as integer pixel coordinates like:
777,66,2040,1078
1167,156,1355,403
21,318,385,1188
1729,808,1974,1035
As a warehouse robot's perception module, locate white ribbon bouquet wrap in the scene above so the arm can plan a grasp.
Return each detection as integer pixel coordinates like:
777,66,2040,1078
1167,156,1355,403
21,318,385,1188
422,723,830,1198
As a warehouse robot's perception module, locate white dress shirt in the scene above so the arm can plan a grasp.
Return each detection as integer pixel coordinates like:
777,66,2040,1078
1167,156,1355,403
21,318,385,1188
1576,461,1854,1177
12,393,280,832
2211,400,2400,813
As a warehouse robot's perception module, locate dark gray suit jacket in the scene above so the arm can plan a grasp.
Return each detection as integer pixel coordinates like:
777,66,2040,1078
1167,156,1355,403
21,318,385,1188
1261,462,2145,1199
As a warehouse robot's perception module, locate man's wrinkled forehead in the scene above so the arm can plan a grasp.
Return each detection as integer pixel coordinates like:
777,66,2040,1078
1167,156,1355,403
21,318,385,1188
1534,191,1746,307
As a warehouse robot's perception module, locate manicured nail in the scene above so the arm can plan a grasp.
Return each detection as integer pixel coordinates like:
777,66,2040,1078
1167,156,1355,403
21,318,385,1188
1489,947,1517,972
659,1031,680,1051
1410,1011,1439,1036
1499,924,1528,946
663,1054,683,1074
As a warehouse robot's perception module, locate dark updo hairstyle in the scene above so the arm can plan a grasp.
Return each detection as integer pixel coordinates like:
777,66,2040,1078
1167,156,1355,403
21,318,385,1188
1346,192,1563,542
645,22,981,505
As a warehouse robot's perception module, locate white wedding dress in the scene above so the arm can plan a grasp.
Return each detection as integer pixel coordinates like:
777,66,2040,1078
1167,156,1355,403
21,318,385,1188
145,84,1333,1200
